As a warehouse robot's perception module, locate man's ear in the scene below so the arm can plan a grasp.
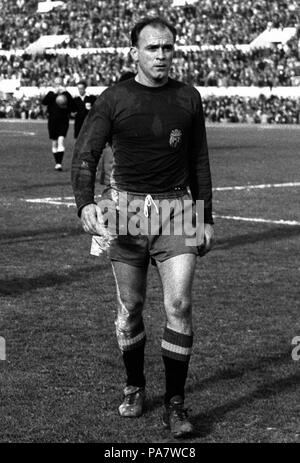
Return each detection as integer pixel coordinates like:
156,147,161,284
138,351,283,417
130,46,138,63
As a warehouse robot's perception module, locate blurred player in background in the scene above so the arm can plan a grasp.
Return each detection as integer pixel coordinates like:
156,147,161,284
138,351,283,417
42,77,73,171
72,81,96,140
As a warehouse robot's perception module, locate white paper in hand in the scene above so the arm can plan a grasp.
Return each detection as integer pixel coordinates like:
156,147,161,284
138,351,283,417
90,235,105,256
90,207,115,256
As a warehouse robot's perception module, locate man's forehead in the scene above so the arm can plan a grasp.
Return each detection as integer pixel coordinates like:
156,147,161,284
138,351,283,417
138,25,174,45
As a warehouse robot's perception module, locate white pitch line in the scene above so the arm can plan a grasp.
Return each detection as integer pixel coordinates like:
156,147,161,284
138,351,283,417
0,130,35,136
23,182,300,204
214,182,300,191
25,198,75,206
215,215,300,226
23,199,300,226
23,181,300,204
25,197,75,202
24,195,103,205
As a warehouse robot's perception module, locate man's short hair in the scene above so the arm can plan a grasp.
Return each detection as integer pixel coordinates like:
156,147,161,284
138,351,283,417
131,17,177,47
77,80,87,88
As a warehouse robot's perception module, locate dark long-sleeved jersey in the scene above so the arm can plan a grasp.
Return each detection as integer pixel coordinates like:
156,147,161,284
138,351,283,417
71,77,213,223
72,94,97,138
42,91,73,120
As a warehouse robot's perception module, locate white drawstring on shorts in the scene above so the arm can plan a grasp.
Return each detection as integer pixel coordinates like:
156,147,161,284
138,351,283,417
143,194,159,217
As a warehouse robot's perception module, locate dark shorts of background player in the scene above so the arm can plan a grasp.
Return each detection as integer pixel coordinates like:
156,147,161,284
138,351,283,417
48,117,69,140
99,187,199,268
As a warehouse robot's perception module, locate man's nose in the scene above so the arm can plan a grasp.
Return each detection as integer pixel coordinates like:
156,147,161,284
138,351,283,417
156,47,165,59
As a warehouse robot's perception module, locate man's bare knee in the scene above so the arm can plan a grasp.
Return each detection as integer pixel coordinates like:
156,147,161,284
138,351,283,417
165,298,192,333
164,298,192,334
165,297,192,320
116,295,144,333
117,293,144,315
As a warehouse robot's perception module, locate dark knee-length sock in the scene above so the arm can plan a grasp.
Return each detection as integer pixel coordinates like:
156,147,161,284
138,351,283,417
117,319,146,388
162,326,193,403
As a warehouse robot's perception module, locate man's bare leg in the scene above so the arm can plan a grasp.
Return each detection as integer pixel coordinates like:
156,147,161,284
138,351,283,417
111,260,148,416
157,253,196,436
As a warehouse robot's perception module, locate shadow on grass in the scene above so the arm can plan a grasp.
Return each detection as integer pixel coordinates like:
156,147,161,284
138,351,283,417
188,351,297,438
215,225,300,251
0,264,107,296
192,371,300,438
0,226,83,242
146,351,294,439
145,394,165,414
2,181,71,193
190,352,291,389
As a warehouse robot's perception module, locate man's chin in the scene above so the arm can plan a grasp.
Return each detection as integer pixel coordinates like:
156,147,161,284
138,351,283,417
153,73,168,82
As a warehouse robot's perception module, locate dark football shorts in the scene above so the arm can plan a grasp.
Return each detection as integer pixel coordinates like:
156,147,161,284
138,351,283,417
98,187,203,267
48,117,69,140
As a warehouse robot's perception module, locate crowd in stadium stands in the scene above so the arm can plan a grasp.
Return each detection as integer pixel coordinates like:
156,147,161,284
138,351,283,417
0,96,44,119
0,0,299,50
0,37,299,87
0,94,299,124
203,95,300,124
172,39,300,87
0,0,299,123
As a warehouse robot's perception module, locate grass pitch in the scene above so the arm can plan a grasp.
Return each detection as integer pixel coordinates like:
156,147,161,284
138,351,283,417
0,121,299,443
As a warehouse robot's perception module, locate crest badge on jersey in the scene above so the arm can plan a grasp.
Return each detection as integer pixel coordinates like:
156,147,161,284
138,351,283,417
169,129,182,148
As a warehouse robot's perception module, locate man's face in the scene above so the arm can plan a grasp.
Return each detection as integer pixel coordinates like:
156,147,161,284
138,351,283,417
54,77,64,93
131,25,174,87
78,84,86,96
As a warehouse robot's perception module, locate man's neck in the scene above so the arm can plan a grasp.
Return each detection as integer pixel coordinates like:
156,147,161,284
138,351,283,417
135,74,168,88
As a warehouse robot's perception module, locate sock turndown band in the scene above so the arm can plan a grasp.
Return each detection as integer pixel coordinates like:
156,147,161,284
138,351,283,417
116,319,146,352
161,327,193,362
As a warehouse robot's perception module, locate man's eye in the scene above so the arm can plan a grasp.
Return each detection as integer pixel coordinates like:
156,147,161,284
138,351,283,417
147,45,173,51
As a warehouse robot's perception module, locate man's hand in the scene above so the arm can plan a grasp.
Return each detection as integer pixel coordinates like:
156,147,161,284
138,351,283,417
80,203,106,235
198,223,214,256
